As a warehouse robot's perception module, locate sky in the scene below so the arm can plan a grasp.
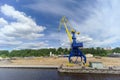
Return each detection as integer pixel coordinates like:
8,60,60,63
0,0,120,50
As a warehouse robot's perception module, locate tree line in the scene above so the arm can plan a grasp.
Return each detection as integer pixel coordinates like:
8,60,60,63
0,47,119,58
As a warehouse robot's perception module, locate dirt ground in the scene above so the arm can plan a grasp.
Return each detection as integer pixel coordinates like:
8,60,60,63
9,57,120,67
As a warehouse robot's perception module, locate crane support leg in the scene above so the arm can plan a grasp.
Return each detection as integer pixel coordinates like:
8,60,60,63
68,49,86,63
68,51,72,62
78,49,87,63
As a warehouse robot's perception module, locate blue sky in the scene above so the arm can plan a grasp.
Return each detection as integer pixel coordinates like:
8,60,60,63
0,0,120,50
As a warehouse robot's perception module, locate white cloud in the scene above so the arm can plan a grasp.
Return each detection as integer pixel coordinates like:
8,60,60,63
26,0,94,21
25,0,99,48
1,0,120,49
76,35,93,43
48,32,93,48
26,0,72,16
0,4,45,40
74,0,120,48
0,4,46,49
60,35,93,48
0,18,8,26
27,0,120,48
15,42,48,49
0,40,22,45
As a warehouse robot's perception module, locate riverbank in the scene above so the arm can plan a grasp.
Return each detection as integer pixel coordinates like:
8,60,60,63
0,65,58,69
0,57,119,68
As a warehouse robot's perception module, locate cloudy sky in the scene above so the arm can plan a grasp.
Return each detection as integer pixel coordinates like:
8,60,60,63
0,0,120,50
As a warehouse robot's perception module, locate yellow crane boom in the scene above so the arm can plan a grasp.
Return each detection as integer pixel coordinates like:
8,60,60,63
58,16,79,43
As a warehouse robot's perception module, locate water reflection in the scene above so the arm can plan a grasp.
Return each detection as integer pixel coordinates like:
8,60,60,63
59,72,120,80
0,68,119,80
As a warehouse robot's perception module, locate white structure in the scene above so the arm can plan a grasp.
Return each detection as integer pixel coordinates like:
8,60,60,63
49,52,54,57
89,62,104,69
85,54,93,58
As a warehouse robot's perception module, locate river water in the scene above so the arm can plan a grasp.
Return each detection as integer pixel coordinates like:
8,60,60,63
0,68,119,80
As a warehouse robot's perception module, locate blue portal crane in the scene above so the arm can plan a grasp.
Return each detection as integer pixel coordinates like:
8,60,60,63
58,16,86,64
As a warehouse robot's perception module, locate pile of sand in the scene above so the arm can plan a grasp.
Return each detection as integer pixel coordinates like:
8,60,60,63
0,60,12,64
